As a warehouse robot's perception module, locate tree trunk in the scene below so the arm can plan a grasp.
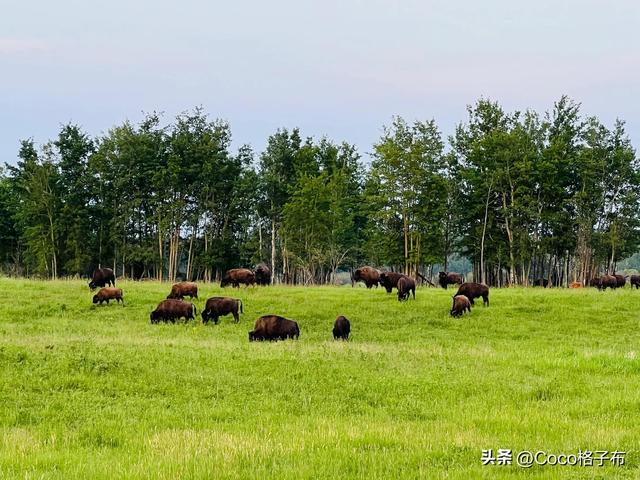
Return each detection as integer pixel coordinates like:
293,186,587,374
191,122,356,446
271,217,276,284
480,182,492,285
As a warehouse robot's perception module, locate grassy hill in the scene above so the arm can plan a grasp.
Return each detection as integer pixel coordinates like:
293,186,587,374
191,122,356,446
1,278,639,478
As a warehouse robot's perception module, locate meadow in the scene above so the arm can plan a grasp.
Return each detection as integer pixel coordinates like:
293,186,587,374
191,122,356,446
1,277,639,479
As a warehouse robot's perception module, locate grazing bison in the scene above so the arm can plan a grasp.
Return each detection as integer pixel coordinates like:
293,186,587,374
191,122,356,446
249,315,299,341
379,271,405,293
614,274,626,289
589,277,601,288
597,275,618,291
450,295,471,317
150,299,196,324
167,281,198,299
533,278,549,288
631,275,640,289
89,268,115,290
201,297,243,324
92,287,124,306
352,266,380,289
254,264,271,286
333,315,351,340
221,268,256,288
455,282,489,306
438,272,464,289
397,276,416,301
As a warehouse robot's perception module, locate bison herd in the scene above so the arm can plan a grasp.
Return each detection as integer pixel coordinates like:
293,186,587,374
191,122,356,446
86,265,638,340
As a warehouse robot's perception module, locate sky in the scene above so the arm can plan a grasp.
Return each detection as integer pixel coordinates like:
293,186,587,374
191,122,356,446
1,0,639,165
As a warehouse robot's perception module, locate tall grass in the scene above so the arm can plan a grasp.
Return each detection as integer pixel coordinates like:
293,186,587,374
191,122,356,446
1,278,639,478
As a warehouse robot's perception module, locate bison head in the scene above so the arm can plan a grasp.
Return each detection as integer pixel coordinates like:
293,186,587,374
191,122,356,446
248,330,257,342
88,281,97,291
220,277,230,288
150,311,160,324
92,295,99,304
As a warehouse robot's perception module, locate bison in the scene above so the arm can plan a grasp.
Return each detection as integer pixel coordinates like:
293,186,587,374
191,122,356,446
333,315,351,340
589,277,601,288
614,274,626,289
352,266,380,289
254,264,271,286
249,315,299,341
378,271,405,293
221,268,256,288
533,278,549,288
631,275,640,289
438,271,464,289
598,275,618,291
201,297,243,324
450,295,471,317
150,299,196,324
397,276,416,301
454,282,489,306
92,287,124,306
89,267,116,290
167,281,198,299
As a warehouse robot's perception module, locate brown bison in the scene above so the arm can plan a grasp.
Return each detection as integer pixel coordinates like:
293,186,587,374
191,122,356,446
167,282,198,299
533,278,549,287
92,287,124,306
150,299,196,324
397,276,416,301
454,282,489,306
598,275,618,291
254,264,271,286
589,277,601,287
450,295,471,317
221,268,256,288
89,267,115,290
631,275,640,289
352,266,380,289
201,297,243,324
614,274,626,289
438,271,464,289
249,315,299,341
333,315,351,340
379,271,405,293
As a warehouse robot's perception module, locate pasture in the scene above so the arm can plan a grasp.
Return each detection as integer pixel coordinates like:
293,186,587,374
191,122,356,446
1,278,639,479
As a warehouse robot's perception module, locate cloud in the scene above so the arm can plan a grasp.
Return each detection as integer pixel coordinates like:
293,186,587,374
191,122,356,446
0,37,51,55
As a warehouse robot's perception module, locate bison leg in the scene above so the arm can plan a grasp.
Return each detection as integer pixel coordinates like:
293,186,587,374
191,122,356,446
213,315,219,325
483,294,489,306
469,298,475,305
232,312,239,323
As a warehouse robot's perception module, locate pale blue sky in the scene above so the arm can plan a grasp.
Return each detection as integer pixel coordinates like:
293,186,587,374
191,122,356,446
1,0,638,164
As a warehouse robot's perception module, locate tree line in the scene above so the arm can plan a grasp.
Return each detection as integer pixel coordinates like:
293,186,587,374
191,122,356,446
0,97,638,286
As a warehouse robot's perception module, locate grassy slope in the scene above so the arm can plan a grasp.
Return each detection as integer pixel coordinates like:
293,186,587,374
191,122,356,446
0,278,639,479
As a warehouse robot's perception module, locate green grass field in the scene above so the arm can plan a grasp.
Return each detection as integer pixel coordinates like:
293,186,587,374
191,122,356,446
1,278,639,479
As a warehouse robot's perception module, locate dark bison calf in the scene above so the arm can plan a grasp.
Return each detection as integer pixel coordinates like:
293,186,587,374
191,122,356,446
92,287,124,306
438,271,464,289
89,267,116,290
454,282,489,306
450,295,471,317
631,275,640,289
221,268,256,288
150,299,196,324
533,278,549,287
201,297,243,324
397,276,416,301
249,315,299,341
352,266,380,289
333,315,351,340
254,264,271,286
379,271,405,293
167,281,198,299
